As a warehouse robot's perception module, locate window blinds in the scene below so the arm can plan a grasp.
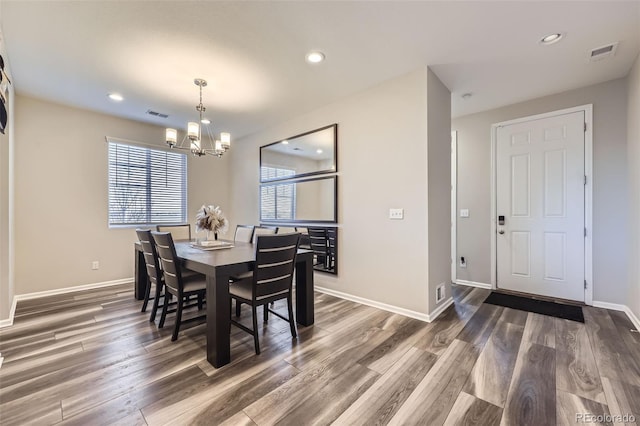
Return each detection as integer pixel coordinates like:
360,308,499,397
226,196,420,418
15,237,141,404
108,141,187,225
260,166,296,220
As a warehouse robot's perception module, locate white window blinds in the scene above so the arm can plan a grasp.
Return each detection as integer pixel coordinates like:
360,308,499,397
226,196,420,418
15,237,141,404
108,141,187,226
260,166,296,220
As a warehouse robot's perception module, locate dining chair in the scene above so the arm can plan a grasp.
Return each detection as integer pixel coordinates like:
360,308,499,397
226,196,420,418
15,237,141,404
276,226,296,234
234,224,255,243
308,227,330,269
157,224,191,241
136,229,164,321
229,233,301,354
152,231,207,341
252,225,278,244
295,227,310,249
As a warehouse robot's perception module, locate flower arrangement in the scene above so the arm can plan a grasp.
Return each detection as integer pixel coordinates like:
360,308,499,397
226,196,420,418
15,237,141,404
195,205,228,239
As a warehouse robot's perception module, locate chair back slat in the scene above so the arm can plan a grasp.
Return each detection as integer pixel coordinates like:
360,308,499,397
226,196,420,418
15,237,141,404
151,231,183,293
308,227,329,255
234,225,255,243
253,233,300,299
157,224,191,241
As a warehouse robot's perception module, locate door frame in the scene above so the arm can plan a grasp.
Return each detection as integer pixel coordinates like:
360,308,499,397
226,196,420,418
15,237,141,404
490,104,593,305
451,130,457,284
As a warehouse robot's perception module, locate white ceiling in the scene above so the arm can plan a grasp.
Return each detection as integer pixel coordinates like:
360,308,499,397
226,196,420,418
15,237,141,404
2,1,639,139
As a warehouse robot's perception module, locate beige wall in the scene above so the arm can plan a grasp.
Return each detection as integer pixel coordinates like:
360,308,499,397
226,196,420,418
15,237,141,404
627,53,640,321
229,68,434,315
426,69,452,312
452,78,628,304
13,96,229,294
0,23,14,321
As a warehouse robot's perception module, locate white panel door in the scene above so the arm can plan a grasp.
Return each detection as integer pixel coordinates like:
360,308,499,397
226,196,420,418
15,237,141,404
496,111,585,301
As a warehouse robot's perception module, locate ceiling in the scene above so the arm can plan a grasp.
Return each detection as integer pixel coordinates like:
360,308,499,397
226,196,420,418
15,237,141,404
2,1,639,140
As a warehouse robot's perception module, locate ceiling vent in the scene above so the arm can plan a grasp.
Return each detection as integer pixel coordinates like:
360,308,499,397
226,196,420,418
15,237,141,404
589,42,618,62
146,109,169,118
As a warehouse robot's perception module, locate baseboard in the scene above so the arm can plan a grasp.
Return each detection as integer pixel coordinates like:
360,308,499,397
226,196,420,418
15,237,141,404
0,278,133,329
315,286,431,323
427,297,454,322
592,300,640,331
454,280,493,290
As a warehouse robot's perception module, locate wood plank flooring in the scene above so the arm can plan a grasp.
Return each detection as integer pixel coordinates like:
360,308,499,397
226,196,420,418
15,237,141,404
1,283,639,425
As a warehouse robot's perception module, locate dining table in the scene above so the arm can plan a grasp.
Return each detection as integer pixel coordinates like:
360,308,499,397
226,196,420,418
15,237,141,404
134,239,315,368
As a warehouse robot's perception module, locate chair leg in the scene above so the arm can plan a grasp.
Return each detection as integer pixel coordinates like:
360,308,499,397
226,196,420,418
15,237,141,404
159,291,170,328
252,305,260,355
229,298,233,334
172,295,184,341
150,282,162,322
236,301,242,317
263,304,269,322
197,293,203,310
287,295,297,338
141,277,152,313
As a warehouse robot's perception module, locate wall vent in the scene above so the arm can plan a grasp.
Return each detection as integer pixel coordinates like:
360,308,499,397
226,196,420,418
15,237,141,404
146,109,169,118
589,42,618,62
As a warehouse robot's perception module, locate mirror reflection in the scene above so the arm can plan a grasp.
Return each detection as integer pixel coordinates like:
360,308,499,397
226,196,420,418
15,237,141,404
260,124,337,182
260,176,337,223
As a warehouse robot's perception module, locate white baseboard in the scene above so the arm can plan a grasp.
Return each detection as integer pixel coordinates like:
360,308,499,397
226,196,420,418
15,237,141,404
427,297,454,322
316,286,432,323
454,280,493,290
593,300,640,331
0,278,133,329
316,286,456,323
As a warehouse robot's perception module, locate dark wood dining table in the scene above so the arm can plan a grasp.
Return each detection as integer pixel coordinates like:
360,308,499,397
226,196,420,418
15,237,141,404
134,240,315,368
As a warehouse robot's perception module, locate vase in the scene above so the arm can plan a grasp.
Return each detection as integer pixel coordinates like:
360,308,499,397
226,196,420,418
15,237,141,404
206,230,218,241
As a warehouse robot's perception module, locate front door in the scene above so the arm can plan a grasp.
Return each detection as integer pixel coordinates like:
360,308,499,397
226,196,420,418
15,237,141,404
496,111,585,301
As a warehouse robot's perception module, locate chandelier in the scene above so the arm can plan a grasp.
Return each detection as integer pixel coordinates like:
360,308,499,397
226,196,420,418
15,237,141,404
165,78,230,157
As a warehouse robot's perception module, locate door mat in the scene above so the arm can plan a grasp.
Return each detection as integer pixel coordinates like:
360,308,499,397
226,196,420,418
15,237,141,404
484,292,584,323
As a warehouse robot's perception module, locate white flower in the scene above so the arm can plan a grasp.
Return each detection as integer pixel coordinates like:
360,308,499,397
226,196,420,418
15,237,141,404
195,204,229,235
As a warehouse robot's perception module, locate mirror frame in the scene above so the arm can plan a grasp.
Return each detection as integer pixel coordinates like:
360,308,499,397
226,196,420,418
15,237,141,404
259,175,338,224
259,123,338,183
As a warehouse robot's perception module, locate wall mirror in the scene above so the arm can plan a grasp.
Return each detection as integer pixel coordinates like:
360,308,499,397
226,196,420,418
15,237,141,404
260,176,337,223
260,124,337,182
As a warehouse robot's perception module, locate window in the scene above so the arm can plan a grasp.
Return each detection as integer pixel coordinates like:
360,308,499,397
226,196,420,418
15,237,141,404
260,166,296,220
108,140,187,226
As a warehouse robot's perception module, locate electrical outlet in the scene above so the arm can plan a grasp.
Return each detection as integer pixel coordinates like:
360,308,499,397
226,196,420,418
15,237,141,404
459,257,466,268
436,283,446,303
389,208,404,220
92,261,99,270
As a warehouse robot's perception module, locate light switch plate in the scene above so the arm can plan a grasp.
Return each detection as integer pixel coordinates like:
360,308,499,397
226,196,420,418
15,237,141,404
460,209,469,218
389,208,404,220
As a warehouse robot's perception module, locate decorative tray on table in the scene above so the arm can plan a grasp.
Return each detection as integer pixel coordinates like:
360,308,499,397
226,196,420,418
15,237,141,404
190,240,234,250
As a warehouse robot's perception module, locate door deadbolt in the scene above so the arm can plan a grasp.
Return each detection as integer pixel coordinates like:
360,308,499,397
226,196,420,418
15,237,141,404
498,215,505,225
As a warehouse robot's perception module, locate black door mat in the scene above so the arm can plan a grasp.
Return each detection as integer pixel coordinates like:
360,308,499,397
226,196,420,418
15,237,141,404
484,292,584,323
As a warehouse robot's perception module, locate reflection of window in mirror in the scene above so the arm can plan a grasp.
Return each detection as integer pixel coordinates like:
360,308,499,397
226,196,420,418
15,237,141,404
260,165,297,221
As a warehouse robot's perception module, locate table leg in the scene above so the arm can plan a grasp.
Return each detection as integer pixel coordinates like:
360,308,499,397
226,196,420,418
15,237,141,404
206,270,231,368
134,247,147,301
295,252,314,326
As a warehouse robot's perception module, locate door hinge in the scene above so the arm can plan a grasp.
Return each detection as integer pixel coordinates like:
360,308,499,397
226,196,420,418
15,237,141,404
584,122,587,132
584,227,587,237
584,280,587,289
584,175,587,186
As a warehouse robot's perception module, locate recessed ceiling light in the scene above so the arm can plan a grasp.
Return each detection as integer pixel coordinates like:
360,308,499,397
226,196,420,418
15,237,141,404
316,149,323,154
282,140,289,145
201,118,211,124
540,33,563,45
306,51,325,64
461,93,473,100
108,93,124,102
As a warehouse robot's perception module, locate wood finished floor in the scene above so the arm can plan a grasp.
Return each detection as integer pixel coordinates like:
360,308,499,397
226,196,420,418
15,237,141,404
1,283,639,425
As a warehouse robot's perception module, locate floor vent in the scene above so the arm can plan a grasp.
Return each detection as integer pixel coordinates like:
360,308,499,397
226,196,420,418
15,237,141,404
589,42,618,62
146,109,169,118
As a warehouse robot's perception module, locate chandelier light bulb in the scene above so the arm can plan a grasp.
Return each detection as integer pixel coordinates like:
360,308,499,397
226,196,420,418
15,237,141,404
165,128,177,146
187,122,199,141
220,132,231,150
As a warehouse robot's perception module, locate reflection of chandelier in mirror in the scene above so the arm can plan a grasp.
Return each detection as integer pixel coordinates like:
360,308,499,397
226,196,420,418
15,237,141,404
165,78,230,158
